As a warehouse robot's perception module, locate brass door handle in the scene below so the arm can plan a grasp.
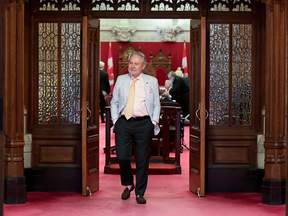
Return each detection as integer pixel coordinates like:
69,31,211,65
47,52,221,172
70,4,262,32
196,108,209,120
87,107,91,120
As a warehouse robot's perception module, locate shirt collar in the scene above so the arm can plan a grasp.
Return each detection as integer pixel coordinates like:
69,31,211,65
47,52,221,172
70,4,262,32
130,73,143,82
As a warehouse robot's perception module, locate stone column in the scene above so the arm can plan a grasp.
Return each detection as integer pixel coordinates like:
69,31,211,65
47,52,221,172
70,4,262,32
4,0,27,204
262,0,287,205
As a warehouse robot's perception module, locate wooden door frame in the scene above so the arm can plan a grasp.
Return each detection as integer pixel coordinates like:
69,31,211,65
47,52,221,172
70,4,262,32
82,17,100,196
0,0,4,213
199,16,206,197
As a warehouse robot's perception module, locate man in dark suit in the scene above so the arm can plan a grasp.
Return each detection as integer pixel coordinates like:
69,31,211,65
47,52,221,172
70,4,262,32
99,61,111,123
167,71,189,117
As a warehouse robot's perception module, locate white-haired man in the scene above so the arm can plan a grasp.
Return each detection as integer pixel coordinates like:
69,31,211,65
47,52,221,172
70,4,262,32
110,52,160,204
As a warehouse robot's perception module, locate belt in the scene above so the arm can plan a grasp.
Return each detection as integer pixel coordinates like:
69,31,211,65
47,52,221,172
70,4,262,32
122,115,149,121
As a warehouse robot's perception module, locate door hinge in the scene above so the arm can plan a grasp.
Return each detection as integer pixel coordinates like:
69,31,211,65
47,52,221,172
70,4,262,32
87,186,92,197
197,187,201,197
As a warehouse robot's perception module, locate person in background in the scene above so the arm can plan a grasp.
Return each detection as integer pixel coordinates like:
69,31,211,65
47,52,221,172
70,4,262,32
167,71,189,117
110,51,161,204
160,80,172,101
177,66,190,78
175,67,189,90
160,90,172,102
175,68,184,77
99,61,111,123
164,79,173,92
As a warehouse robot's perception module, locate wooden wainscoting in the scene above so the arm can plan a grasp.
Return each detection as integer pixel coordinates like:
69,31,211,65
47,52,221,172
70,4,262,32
206,126,260,192
26,124,82,192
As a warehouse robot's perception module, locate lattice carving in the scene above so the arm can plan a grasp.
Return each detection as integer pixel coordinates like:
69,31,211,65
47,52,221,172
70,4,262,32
210,0,230,11
232,0,252,12
210,0,252,12
117,0,140,11
61,0,81,11
39,0,59,11
38,23,59,124
151,0,173,11
35,0,256,13
92,0,114,11
209,23,230,126
38,22,81,124
231,24,252,125
209,23,252,126
39,0,81,11
60,23,81,124
176,0,199,11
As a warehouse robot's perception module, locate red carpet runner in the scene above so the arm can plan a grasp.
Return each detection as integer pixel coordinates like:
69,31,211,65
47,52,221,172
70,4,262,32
4,123,285,216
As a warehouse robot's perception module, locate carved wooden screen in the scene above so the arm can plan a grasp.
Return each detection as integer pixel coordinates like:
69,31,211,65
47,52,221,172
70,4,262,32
31,0,202,18
30,0,261,17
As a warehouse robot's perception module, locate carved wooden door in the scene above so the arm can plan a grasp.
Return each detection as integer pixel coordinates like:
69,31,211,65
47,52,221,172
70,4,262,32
189,17,207,197
81,17,100,196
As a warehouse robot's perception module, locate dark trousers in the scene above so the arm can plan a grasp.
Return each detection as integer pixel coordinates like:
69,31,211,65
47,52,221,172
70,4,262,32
114,116,154,196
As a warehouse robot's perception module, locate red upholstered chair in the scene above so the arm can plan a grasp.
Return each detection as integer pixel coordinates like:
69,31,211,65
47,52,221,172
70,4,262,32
150,48,171,86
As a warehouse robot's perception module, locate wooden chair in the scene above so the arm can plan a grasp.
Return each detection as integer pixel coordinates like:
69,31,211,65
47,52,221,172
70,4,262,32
150,48,172,86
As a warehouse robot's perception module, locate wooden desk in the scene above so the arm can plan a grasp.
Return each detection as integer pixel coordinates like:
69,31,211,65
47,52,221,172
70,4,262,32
104,106,182,175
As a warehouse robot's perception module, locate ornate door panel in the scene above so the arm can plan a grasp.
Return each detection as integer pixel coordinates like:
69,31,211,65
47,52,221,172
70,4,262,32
207,22,257,165
33,22,82,167
189,18,206,197
206,19,259,192
81,17,100,196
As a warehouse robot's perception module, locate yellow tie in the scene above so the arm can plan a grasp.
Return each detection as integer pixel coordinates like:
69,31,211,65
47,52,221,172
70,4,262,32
124,78,137,120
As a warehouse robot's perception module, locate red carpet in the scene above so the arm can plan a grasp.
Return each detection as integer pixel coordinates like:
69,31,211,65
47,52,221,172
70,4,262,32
4,123,286,216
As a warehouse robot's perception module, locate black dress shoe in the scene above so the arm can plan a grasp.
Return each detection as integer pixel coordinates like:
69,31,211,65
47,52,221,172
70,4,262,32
121,184,134,200
136,195,146,204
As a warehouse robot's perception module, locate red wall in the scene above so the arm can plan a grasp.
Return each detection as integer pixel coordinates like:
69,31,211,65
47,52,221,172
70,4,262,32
100,42,190,81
